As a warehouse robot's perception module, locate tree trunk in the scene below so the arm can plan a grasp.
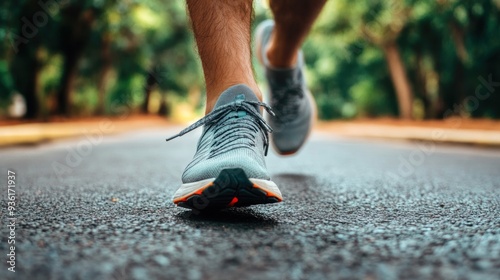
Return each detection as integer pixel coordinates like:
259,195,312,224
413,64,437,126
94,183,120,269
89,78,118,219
10,0,42,119
383,42,414,119
449,21,467,115
142,69,158,114
95,33,112,115
158,94,168,116
57,53,79,116
56,7,95,116
449,21,469,64
142,87,151,114
15,55,41,119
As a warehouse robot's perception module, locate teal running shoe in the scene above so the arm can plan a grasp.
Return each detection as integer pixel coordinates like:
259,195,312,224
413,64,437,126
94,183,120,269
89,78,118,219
255,20,316,155
167,84,283,211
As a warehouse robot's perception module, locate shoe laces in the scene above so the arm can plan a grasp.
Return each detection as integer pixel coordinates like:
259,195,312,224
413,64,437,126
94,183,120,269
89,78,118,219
271,81,304,124
166,98,275,156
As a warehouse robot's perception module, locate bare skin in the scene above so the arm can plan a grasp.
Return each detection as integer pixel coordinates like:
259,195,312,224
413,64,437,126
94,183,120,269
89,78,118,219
267,0,327,68
186,0,327,113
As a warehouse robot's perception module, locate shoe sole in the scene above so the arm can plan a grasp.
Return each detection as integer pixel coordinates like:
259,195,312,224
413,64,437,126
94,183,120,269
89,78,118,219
173,168,282,211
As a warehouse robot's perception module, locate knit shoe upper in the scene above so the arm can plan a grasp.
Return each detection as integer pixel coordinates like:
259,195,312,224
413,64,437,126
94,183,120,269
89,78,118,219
166,84,275,184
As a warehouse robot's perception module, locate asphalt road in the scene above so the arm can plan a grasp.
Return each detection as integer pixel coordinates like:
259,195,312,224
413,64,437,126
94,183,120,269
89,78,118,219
1,128,499,280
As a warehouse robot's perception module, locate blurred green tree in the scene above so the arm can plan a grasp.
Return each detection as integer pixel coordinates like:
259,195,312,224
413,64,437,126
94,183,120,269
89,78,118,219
1,0,499,120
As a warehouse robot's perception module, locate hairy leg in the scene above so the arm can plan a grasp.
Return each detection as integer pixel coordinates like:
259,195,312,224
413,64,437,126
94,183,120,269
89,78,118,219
267,0,327,68
186,0,260,113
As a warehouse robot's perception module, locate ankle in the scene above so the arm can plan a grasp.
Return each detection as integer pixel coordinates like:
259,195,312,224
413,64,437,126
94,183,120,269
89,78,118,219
265,40,299,69
266,43,298,68
205,82,262,113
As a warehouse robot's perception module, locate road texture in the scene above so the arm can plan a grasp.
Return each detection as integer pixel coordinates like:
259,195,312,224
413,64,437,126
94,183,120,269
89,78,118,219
1,128,499,280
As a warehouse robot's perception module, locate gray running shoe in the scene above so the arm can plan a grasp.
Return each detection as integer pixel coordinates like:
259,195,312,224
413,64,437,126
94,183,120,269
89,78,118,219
255,19,316,155
167,84,283,211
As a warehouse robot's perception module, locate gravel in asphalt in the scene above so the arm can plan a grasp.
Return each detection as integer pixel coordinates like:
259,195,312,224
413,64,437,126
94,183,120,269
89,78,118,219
1,128,499,280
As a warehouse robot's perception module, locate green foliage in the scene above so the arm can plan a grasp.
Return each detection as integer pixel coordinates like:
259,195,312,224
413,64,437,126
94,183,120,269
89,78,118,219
350,80,393,117
300,0,399,119
1,0,203,117
1,0,499,119
299,0,500,119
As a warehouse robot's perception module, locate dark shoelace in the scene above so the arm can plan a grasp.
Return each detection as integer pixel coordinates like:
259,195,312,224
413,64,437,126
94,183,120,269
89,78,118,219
166,100,275,156
270,82,304,124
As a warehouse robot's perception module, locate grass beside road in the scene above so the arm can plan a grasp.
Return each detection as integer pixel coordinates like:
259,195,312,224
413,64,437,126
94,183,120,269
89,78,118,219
1,116,499,148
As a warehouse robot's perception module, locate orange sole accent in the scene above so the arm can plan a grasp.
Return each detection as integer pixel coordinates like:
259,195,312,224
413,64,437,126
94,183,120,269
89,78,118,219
252,183,283,202
228,197,239,207
279,150,299,156
173,182,214,204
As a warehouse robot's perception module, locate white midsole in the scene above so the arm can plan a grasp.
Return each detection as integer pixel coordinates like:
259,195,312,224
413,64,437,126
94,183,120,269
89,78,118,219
250,178,282,199
172,178,215,201
173,178,282,201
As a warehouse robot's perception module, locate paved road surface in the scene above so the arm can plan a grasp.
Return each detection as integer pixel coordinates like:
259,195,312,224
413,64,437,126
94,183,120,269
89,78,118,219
1,128,499,280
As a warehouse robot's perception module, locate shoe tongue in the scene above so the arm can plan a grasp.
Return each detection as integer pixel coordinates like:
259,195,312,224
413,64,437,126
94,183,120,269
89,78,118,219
212,84,260,112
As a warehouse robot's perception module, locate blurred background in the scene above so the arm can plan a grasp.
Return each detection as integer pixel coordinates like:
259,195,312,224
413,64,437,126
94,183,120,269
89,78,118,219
0,0,499,123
